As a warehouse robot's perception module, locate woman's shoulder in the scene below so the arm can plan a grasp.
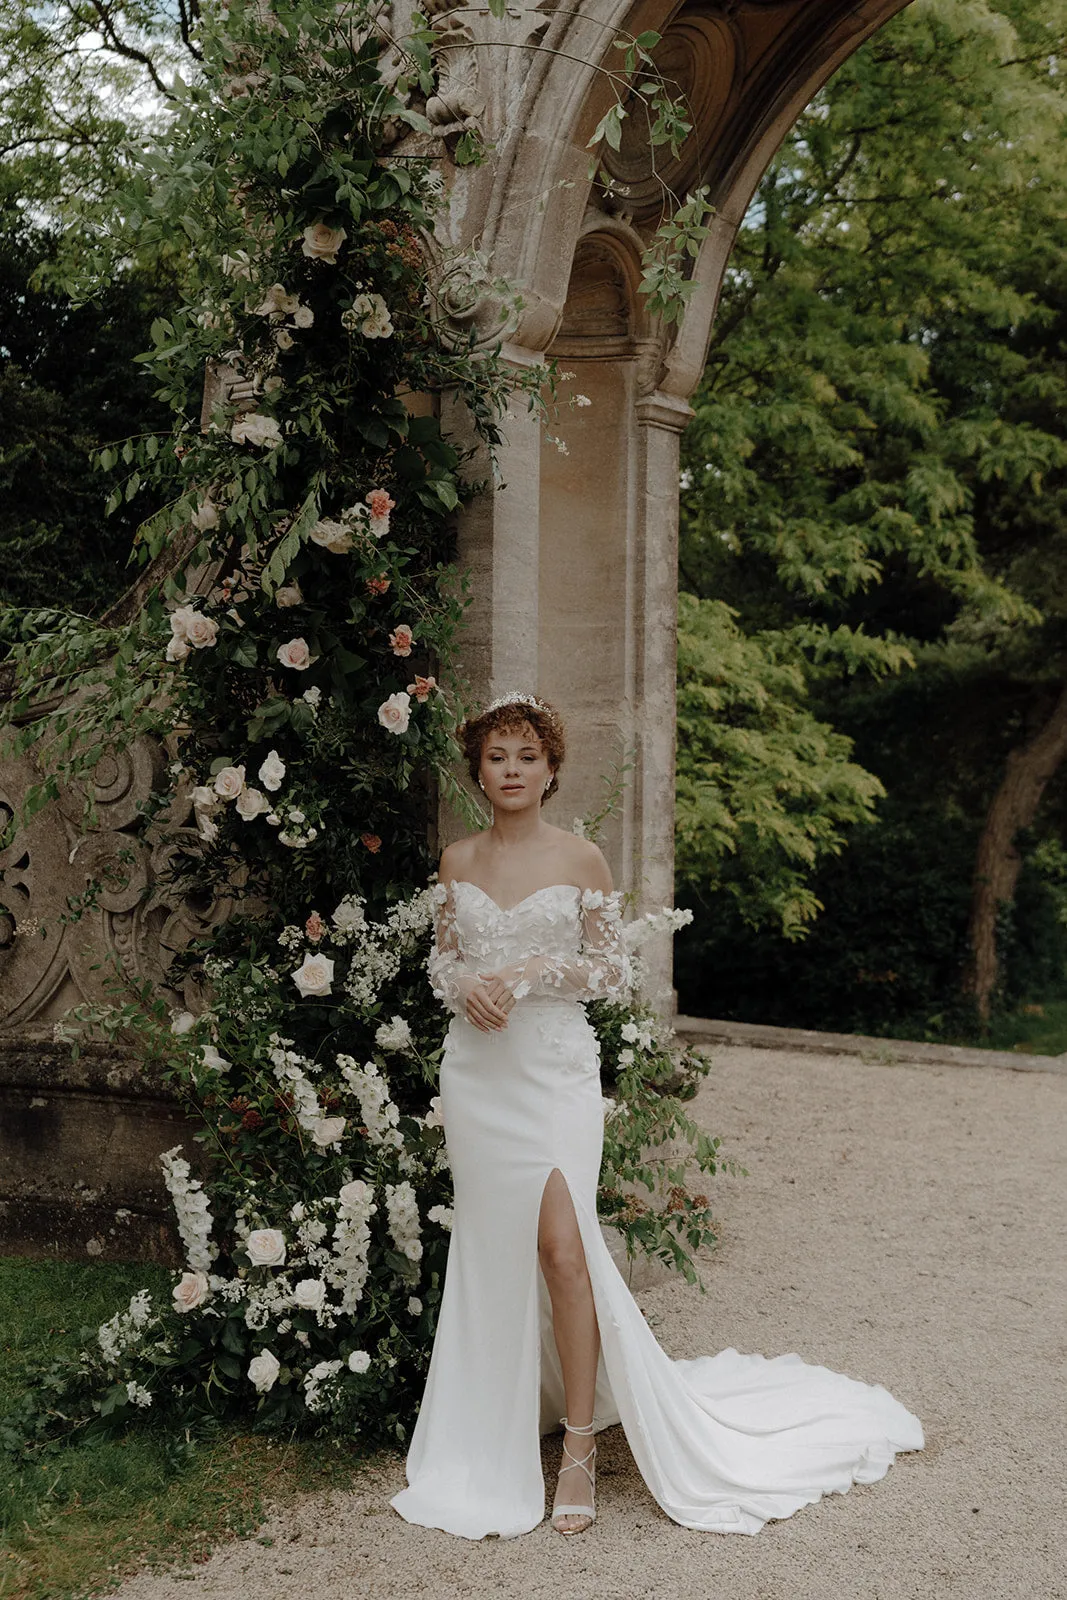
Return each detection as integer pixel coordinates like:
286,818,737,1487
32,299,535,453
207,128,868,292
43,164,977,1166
546,828,612,891
437,833,488,881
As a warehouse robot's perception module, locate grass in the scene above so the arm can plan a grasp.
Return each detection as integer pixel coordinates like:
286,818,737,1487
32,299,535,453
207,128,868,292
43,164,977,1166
0,1259,372,1600
977,997,1067,1057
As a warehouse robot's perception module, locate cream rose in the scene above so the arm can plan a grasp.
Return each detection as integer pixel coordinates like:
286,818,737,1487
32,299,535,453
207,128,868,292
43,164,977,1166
377,691,411,734
258,750,286,791
171,605,219,649
292,952,335,997
276,637,312,670
338,1179,372,1210
231,412,283,449
310,1115,346,1148
248,1349,281,1393
246,1228,287,1267
172,1270,210,1312
275,581,303,608
309,518,352,554
302,222,347,263
213,765,246,801
292,1277,326,1311
236,785,270,820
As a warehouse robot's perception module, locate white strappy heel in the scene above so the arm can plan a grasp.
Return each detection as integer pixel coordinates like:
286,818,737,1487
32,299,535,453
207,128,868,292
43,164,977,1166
551,1416,597,1534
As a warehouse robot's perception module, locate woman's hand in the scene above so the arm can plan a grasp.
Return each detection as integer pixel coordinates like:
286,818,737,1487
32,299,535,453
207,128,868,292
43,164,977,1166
462,975,514,1032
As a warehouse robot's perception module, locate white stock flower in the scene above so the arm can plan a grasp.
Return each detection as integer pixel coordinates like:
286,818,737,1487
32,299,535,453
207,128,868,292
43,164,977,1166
248,1349,281,1392
427,1204,453,1231
231,412,283,449
338,1057,402,1149
292,953,334,997
97,1289,155,1365
385,1180,423,1264
258,749,286,791
246,1228,287,1267
375,1015,413,1053
423,1095,444,1130
160,1147,216,1275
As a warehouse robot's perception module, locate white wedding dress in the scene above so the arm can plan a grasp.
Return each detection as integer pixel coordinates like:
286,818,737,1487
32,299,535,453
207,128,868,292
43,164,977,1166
389,880,923,1540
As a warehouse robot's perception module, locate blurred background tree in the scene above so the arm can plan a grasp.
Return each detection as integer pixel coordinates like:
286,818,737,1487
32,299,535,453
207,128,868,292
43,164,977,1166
675,0,1067,1046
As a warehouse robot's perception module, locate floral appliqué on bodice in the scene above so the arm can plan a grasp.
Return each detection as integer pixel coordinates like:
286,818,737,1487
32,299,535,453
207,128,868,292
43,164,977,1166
428,880,632,1014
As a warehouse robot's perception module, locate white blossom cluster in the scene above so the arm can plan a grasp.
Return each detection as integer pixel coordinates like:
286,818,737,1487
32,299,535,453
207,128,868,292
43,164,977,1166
126,1380,153,1408
268,1038,346,1148
329,1179,377,1313
160,1146,217,1273
386,1180,423,1264
303,1357,345,1414
98,1289,156,1365
337,1056,403,1149
427,1204,453,1231
375,1014,414,1053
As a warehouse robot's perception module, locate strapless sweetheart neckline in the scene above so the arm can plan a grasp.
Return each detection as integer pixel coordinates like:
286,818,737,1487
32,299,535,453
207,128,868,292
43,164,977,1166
449,879,583,915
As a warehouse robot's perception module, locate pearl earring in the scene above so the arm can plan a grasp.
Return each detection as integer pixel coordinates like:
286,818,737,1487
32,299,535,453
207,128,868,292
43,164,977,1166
478,778,486,792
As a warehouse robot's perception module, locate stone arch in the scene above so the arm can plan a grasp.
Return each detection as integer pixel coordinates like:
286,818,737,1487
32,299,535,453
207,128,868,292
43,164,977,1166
439,0,916,989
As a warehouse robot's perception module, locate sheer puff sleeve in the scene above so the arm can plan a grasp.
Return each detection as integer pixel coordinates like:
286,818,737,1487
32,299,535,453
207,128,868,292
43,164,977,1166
499,888,632,1004
427,880,483,1015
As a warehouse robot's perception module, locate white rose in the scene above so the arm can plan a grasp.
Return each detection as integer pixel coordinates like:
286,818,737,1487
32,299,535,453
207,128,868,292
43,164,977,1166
252,283,300,317
377,691,411,735
246,1228,287,1267
248,1349,281,1392
292,952,335,997
275,581,303,607
423,1095,444,1130
309,518,353,554
310,1115,346,1148
171,1011,197,1036
171,605,218,649
231,412,283,449
292,1277,326,1311
275,329,294,351
200,1044,229,1071
302,686,321,708
276,637,312,670
292,304,314,329
331,897,365,934
172,1270,209,1312
338,1180,372,1211
407,1297,423,1317
236,786,270,820
258,750,286,791
347,1349,371,1373
192,497,219,531
166,634,191,663
376,1015,414,1053
620,1021,640,1044
213,765,246,801
302,222,346,263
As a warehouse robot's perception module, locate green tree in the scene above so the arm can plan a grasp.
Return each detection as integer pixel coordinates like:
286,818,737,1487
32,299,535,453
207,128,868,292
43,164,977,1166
677,0,1067,1023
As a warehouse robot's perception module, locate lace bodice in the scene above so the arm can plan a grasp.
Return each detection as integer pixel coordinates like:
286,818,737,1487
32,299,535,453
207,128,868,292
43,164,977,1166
428,879,632,1014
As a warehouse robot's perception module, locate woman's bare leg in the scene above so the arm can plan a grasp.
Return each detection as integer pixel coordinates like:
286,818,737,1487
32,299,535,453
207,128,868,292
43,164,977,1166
538,1169,600,1531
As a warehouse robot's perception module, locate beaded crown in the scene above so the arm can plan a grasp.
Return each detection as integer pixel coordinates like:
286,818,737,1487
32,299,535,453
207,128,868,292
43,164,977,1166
480,691,556,720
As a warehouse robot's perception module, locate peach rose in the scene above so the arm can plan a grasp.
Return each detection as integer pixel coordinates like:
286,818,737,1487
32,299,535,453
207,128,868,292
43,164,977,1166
360,832,382,853
377,691,411,734
277,637,311,670
407,674,437,702
389,624,415,657
365,576,391,596
302,222,346,263
366,489,396,520
305,911,325,942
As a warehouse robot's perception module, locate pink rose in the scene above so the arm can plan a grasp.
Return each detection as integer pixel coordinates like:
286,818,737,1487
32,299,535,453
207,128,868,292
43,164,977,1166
277,638,311,670
406,674,437,702
305,911,325,943
389,624,415,657
172,1270,210,1312
377,692,411,734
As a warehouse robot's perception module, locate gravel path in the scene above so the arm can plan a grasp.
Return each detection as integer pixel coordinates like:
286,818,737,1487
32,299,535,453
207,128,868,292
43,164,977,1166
110,1043,1067,1600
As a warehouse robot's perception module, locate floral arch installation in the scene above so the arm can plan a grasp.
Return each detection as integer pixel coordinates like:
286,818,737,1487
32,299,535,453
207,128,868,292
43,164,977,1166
0,0,915,1035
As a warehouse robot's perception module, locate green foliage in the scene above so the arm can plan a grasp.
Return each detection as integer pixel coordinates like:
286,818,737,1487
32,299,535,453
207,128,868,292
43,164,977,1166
677,0,1067,1024
676,592,885,938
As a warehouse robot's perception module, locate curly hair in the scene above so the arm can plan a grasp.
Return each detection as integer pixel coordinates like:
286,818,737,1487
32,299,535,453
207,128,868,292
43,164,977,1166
459,696,566,804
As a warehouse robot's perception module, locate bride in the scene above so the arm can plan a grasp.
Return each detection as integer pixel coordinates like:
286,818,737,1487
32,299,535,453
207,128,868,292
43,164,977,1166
390,693,923,1541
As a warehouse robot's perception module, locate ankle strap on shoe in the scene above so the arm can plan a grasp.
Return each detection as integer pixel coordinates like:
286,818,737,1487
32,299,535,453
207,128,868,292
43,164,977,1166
560,1415,596,1435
